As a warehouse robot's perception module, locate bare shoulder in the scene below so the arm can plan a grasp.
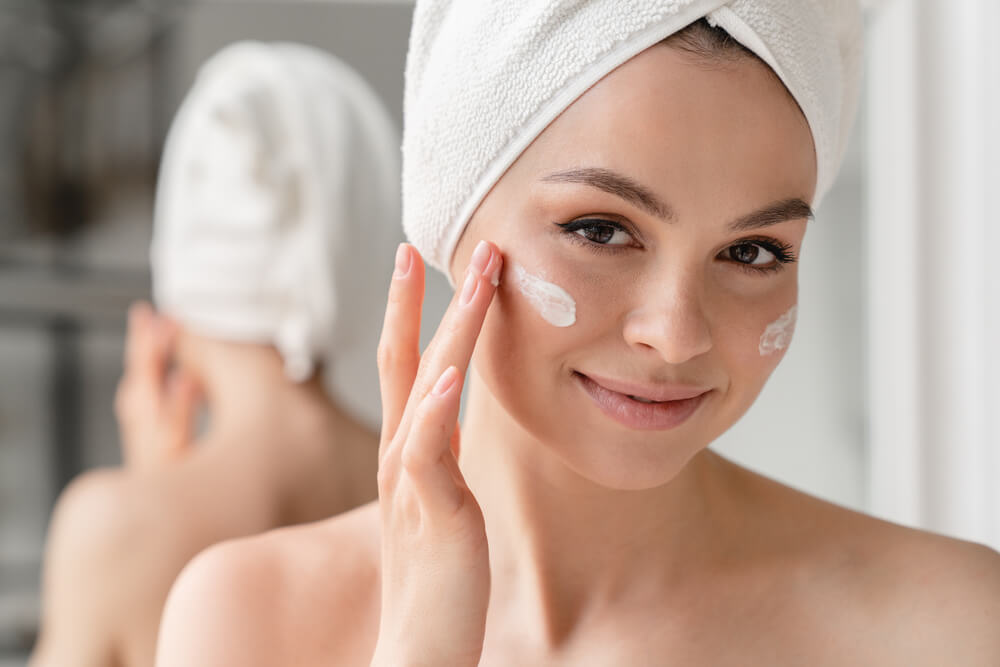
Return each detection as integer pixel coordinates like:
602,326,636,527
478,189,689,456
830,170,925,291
43,466,207,583
854,521,1000,665
34,467,178,665
47,467,137,553
39,466,170,608
156,501,382,667
727,461,1000,665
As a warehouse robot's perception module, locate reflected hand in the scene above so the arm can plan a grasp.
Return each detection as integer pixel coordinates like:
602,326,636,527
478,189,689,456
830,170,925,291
114,302,202,470
370,242,502,667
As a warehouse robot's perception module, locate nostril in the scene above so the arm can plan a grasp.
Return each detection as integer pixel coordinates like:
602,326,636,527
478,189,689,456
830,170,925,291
622,307,713,365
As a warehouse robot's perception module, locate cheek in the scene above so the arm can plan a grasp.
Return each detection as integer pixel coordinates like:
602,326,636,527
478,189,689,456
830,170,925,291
471,255,610,431
509,263,577,327
758,304,798,356
712,285,798,390
471,275,577,440
477,258,587,369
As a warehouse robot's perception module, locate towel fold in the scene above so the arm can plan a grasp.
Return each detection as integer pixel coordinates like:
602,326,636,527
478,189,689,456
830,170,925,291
402,0,862,276
152,41,401,426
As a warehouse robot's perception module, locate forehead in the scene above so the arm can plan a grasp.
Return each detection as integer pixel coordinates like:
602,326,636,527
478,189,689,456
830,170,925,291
509,44,817,219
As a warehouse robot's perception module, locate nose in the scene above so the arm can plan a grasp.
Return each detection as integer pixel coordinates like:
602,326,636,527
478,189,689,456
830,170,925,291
622,272,713,364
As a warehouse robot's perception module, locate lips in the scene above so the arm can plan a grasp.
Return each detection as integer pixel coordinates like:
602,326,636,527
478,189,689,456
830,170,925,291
573,371,709,431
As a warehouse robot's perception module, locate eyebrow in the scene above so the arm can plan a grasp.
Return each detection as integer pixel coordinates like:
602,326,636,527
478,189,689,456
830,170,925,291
540,167,673,221
728,198,815,232
539,167,814,231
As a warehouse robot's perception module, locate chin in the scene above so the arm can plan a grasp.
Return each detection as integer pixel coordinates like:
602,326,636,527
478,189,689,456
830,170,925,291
557,419,714,490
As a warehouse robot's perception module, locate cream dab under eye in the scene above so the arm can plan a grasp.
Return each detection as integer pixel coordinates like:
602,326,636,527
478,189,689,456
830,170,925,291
759,305,798,355
510,262,576,327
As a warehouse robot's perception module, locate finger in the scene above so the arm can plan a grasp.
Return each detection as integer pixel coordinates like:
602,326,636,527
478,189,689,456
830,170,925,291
399,365,465,515
112,378,132,423
164,370,202,458
377,244,425,452
450,420,461,461
127,305,177,392
152,316,181,382
406,240,502,410
123,301,153,371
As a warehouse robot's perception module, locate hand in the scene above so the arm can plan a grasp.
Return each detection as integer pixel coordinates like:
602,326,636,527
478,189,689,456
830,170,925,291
114,302,203,470
370,241,503,667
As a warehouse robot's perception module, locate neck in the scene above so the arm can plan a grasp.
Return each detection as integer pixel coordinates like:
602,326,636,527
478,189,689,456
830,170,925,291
207,370,332,442
178,334,356,448
459,368,730,643
171,332,378,520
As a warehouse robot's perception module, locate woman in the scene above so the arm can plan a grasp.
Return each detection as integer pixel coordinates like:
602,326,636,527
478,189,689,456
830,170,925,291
157,4,1000,666
31,42,399,667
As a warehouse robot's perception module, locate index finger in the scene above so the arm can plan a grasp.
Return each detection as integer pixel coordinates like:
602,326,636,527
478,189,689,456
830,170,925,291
405,240,503,412
377,243,426,449
124,301,153,371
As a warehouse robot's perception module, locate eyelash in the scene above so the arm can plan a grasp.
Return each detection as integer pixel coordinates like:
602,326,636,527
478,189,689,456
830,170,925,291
555,219,638,254
554,219,797,274
729,237,797,274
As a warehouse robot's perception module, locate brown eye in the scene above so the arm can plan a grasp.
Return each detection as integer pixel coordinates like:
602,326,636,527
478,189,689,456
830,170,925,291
728,243,773,266
579,224,618,244
558,219,635,246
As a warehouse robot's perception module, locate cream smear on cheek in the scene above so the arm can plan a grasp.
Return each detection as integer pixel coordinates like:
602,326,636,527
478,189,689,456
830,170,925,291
759,304,798,356
510,263,576,327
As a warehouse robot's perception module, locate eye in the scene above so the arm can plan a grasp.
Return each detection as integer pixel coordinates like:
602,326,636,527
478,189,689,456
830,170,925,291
556,219,636,247
720,239,796,273
728,242,775,266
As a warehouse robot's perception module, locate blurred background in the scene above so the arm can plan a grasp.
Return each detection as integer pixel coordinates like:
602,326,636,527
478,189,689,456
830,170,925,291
0,0,996,664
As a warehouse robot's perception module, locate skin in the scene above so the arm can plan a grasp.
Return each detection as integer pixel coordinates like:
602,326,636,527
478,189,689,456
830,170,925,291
155,44,1000,666
113,305,203,470
30,303,378,667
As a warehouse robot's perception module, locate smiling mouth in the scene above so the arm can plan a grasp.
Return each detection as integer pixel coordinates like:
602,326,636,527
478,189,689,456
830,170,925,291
573,371,710,431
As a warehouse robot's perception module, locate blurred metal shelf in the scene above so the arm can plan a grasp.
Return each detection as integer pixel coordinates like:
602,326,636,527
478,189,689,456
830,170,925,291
0,237,148,499
0,261,148,327
0,237,150,327
0,589,37,660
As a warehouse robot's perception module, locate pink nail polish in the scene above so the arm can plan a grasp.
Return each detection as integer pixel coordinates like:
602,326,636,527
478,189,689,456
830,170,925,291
489,261,502,287
432,366,459,396
394,244,411,278
459,269,479,306
470,240,490,274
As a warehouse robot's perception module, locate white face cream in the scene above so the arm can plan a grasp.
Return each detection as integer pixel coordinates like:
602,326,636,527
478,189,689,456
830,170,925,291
510,263,576,327
759,305,798,356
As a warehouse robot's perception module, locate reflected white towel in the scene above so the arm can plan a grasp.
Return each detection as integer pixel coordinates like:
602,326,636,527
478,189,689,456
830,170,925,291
402,0,862,276
152,42,401,425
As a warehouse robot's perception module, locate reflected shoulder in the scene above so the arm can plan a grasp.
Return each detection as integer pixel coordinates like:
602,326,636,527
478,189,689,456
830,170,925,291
32,468,146,666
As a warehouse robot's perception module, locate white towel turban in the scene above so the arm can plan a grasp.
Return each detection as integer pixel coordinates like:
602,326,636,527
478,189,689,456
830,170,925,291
402,0,863,276
152,41,401,426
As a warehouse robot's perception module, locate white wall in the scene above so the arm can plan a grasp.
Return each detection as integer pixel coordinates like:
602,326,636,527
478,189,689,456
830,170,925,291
866,0,1000,548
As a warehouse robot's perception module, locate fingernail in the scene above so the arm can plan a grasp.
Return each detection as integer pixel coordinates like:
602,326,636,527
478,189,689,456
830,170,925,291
470,240,491,275
489,258,502,287
459,268,479,306
432,366,459,396
394,243,412,278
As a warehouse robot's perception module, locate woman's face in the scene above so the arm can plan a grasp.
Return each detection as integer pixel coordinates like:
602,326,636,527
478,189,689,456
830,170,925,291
451,44,816,490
